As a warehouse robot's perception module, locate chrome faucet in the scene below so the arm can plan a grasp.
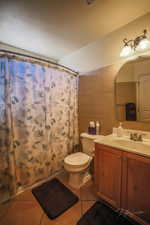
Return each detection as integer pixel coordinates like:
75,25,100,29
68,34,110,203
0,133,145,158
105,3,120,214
130,133,144,142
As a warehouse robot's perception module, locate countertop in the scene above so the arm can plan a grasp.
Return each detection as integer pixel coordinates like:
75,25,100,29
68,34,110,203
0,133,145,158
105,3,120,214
94,135,150,158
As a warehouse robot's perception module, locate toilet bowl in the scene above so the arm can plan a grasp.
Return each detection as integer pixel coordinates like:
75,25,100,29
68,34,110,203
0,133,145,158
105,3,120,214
64,133,102,189
64,152,92,188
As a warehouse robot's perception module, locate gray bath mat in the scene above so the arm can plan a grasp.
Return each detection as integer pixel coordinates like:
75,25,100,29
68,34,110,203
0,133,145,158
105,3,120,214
77,201,140,225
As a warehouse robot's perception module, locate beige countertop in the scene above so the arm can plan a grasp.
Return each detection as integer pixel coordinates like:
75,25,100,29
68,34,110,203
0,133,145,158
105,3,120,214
94,135,150,158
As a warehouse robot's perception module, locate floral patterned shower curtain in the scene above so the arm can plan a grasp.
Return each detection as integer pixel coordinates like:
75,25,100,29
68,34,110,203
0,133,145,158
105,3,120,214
0,56,78,202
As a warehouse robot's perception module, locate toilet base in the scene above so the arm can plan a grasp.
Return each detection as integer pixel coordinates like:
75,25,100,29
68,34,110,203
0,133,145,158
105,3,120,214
68,171,91,189
83,172,92,185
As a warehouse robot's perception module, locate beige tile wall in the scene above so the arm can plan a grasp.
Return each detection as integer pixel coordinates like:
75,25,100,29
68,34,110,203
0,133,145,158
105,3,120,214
79,63,150,135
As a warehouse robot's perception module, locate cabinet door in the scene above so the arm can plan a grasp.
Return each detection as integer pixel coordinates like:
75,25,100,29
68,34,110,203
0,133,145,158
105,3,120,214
95,144,122,208
122,152,150,224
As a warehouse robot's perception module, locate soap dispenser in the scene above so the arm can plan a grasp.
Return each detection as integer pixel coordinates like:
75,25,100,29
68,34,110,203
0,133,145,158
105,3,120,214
96,121,100,135
117,122,123,137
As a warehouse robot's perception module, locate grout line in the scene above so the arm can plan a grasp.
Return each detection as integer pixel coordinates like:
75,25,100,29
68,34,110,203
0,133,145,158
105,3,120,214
39,212,45,225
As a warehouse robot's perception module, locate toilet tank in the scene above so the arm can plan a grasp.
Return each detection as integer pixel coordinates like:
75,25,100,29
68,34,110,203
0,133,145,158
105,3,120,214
80,133,103,156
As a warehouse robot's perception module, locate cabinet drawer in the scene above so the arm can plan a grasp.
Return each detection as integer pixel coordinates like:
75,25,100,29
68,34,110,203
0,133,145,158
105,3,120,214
95,143,122,157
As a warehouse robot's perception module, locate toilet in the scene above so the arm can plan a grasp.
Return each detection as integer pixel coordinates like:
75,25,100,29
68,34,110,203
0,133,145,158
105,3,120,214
64,133,102,189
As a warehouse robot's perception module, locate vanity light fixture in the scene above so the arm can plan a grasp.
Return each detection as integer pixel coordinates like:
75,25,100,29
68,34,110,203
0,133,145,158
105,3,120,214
120,29,150,57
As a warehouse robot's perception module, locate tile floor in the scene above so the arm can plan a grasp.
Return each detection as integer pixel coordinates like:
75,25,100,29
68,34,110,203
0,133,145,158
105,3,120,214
0,173,99,225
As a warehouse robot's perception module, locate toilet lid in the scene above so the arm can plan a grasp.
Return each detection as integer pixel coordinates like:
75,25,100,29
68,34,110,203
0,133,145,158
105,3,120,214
64,152,90,166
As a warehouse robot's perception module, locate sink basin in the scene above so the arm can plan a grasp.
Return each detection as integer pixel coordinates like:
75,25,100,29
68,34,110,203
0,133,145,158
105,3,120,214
103,137,150,152
111,138,150,151
95,132,150,157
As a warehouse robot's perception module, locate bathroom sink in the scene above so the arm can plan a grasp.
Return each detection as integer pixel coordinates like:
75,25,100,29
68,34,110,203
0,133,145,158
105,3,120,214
95,135,150,157
111,138,150,151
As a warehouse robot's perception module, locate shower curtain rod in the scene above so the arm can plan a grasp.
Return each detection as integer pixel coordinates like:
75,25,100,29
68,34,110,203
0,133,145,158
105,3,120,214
0,49,78,75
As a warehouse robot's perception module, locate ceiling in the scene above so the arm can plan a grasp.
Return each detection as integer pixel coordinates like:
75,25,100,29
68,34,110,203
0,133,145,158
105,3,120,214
0,0,150,63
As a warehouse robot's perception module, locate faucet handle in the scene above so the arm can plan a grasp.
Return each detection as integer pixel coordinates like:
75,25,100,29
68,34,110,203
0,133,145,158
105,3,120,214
141,133,147,139
137,133,146,141
130,132,138,141
137,134,142,142
130,132,134,140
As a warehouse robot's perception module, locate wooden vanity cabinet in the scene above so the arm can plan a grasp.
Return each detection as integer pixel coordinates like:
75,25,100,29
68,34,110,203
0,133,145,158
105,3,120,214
122,152,150,224
94,143,150,225
94,143,123,209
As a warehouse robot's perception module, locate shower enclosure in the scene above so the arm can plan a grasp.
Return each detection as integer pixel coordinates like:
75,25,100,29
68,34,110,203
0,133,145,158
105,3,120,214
0,55,78,203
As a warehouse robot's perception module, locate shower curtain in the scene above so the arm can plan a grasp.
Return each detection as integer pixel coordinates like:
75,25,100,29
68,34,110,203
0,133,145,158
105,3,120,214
0,56,78,202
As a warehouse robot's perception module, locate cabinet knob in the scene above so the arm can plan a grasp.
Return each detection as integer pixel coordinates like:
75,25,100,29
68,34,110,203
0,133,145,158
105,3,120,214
123,156,127,161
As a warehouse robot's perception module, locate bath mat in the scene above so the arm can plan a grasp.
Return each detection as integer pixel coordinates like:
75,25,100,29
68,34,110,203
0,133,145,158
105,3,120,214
32,178,79,219
77,201,140,225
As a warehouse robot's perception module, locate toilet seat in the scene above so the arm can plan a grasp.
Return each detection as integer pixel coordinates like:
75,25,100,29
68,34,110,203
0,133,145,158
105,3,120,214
64,152,90,167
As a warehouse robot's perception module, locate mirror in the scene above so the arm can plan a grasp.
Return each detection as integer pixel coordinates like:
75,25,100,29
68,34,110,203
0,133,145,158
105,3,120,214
115,56,150,122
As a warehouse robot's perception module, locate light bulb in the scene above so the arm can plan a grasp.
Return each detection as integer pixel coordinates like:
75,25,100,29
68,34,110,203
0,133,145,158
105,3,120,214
137,38,150,51
120,45,133,57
